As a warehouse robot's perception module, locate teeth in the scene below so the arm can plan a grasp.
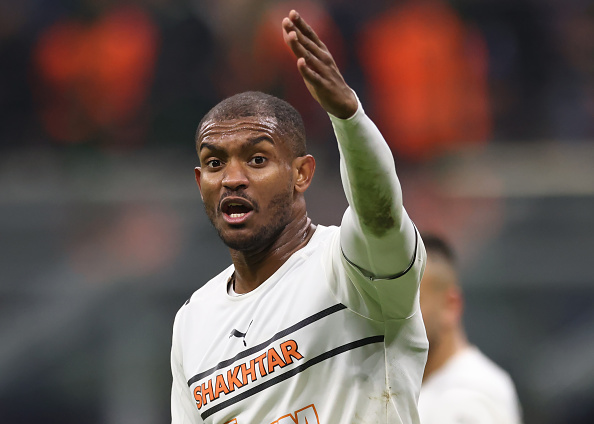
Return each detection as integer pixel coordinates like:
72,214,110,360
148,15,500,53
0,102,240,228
229,213,246,218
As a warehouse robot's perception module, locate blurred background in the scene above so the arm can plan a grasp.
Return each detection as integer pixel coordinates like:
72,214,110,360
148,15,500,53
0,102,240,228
1,0,593,422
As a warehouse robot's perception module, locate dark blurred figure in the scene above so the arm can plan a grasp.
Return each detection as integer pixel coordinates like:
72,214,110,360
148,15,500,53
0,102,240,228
457,0,556,140
149,0,219,145
0,0,50,146
418,234,522,424
546,1,594,139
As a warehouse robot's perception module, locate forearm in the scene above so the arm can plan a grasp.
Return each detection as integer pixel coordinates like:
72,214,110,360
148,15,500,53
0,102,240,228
330,96,416,277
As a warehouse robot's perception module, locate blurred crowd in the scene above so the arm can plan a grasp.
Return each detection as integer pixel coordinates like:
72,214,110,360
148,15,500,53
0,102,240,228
2,2,594,424
1,0,594,160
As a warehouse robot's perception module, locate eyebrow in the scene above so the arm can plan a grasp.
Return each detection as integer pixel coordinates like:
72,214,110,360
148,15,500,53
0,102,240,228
199,135,275,152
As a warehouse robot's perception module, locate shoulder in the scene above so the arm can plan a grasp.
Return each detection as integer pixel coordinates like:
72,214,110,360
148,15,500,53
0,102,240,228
453,348,518,396
422,347,521,419
310,224,339,245
420,348,522,423
299,224,340,265
174,265,234,324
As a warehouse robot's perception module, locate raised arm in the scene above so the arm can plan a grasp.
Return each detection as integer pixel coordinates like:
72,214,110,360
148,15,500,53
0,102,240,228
282,10,417,279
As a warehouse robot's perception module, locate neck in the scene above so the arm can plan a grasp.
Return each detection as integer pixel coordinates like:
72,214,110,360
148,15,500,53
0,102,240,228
423,327,469,381
230,212,316,294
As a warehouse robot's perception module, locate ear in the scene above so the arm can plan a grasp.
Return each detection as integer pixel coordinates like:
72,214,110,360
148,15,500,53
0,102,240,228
194,167,203,200
292,155,316,193
443,286,464,326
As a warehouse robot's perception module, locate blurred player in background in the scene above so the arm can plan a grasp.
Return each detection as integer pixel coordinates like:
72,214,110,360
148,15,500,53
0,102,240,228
170,9,427,424
418,234,522,424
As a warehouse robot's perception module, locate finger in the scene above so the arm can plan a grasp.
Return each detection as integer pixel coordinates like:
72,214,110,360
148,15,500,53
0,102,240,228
285,31,326,76
283,14,326,63
282,18,300,49
296,57,323,86
289,10,326,50
282,27,307,58
283,19,328,66
283,21,320,62
283,27,309,57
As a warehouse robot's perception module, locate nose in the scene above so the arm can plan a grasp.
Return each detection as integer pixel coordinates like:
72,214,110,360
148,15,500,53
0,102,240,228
222,159,248,191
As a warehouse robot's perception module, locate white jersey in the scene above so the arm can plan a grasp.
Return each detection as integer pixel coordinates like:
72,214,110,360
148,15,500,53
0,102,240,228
171,224,427,424
418,346,522,424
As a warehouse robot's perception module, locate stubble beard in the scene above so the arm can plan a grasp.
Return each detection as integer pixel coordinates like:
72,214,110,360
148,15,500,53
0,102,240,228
203,187,294,252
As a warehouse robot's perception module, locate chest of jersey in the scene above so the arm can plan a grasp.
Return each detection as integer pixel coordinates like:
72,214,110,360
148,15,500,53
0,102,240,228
179,248,387,423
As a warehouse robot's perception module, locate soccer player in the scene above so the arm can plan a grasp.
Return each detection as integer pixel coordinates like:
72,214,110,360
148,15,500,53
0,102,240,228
418,234,522,424
170,10,427,424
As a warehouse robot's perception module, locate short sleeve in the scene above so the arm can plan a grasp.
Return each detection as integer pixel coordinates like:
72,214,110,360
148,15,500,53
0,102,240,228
325,225,426,321
171,310,204,424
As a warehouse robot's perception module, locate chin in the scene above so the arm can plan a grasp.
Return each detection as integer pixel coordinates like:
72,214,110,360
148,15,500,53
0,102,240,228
217,227,261,251
222,235,257,251
219,223,285,252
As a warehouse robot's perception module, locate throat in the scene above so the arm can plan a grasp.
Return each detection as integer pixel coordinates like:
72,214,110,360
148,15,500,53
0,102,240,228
231,218,316,294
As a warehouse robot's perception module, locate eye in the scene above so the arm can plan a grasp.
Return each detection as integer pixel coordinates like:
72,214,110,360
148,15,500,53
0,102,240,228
206,159,223,168
249,156,267,166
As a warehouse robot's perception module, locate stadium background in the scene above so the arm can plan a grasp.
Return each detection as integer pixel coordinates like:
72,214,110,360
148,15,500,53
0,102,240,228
1,0,593,422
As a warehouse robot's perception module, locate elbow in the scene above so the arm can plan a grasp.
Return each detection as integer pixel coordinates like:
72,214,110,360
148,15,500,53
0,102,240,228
357,194,399,238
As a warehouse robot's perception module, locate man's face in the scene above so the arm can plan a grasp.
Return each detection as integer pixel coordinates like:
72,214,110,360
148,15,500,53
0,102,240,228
196,116,297,251
419,257,458,349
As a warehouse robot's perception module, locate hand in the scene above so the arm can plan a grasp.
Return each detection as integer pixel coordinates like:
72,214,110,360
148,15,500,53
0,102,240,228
282,10,357,119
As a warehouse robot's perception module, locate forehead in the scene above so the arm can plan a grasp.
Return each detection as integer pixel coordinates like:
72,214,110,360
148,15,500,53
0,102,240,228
198,116,284,148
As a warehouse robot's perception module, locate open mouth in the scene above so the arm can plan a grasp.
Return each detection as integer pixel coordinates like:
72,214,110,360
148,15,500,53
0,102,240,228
221,198,254,224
